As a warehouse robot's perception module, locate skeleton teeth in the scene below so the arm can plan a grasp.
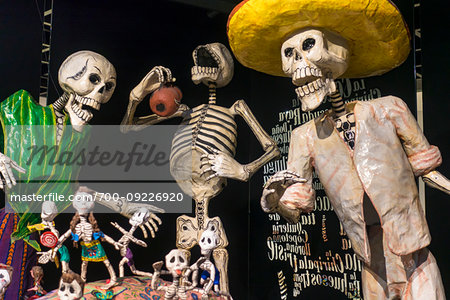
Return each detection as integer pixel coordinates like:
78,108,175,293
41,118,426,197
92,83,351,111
300,68,306,78
305,67,311,77
308,82,315,93
302,86,309,95
313,80,319,89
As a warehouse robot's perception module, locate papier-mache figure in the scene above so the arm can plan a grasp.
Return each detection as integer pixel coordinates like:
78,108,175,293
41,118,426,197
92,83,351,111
0,263,13,298
151,249,191,300
34,201,71,273
56,191,118,289
58,271,85,300
27,265,46,299
121,43,280,294
111,207,159,277
0,50,162,298
228,0,448,299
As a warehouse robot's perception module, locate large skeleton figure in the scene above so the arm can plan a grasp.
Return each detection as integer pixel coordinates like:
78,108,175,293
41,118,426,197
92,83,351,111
121,42,280,293
111,208,157,277
227,1,450,298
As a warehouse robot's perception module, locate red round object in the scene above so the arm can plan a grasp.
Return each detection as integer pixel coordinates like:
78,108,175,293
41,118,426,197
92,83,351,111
40,231,58,248
150,86,182,117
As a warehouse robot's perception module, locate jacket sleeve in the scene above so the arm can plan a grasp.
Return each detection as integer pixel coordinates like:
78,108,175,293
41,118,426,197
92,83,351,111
280,125,315,212
387,96,442,176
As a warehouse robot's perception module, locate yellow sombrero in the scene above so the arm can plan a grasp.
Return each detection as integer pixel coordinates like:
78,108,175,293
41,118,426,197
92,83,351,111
227,0,410,78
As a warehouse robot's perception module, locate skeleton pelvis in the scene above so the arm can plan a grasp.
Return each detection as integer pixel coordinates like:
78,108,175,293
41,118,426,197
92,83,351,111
170,148,227,199
176,216,228,250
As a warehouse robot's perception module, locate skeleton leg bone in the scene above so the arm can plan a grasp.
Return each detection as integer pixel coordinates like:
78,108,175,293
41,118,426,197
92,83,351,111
213,247,229,294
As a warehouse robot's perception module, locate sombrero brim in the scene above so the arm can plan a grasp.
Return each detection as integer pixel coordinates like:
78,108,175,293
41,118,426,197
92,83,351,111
227,0,410,78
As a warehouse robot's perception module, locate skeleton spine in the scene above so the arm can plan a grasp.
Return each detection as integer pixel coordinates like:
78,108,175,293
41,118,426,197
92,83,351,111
329,91,346,117
208,82,217,104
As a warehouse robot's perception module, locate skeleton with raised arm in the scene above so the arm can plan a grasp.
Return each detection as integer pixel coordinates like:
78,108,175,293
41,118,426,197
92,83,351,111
121,43,280,293
228,0,448,299
110,207,159,277
56,192,118,289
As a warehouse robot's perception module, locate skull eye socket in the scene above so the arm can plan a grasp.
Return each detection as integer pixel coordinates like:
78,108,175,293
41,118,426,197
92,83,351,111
0,273,3,278
302,38,316,51
201,237,205,243
89,74,101,84
179,256,185,263
60,284,66,292
284,47,294,58
105,82,114,91
170,256,175,263
69,286,75,294
207,238,211,244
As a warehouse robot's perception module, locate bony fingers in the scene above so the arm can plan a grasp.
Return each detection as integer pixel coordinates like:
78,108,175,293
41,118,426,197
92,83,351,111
139,224,148,239
206,173,219,181
11,161,26,173
145,222,156,238
150,213,162,225
148,219,159,232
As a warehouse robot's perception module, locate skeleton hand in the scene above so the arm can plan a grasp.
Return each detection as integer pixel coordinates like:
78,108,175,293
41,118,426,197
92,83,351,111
130,66,174,102
0,152,26,189
200,147,249,181
37,249,56,264
261,170,307,223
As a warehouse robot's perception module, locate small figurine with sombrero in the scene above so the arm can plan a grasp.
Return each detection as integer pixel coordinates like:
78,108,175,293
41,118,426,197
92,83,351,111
228,0,448,299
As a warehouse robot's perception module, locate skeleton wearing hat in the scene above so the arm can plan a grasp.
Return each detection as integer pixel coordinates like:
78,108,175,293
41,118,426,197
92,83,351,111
228,0,448,299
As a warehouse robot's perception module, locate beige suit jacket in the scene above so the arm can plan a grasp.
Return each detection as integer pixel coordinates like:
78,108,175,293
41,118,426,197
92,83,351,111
283,96,442,263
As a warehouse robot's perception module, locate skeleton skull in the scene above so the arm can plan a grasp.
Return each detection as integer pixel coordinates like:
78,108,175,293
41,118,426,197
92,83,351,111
72,192,95,215
0,264,12,297
41,201,58,222
58,273,84,300
199,229,219,256
191,43,234,88
281,28,349,111
129,207,150,227
58,51,116,127
165,249,189,277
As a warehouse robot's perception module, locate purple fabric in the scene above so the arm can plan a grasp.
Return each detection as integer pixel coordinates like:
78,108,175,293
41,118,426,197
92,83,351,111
125,247,134,267
0,208,37,300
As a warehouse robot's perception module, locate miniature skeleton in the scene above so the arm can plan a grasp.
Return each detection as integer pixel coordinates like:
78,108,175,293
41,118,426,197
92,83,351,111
27,265,46,299
0,264,13,298
58,271,85,300
228,1,449,298
56,192,117,289
186,226,221,299
111,207,157,277
33,201,71,273
121,43,280,293
151,249,191,300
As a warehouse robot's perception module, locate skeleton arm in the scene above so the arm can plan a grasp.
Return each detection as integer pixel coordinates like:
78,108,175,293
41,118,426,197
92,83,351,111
110,222,147,247
0,152,26,190
120,66,189,133
201,100,280,181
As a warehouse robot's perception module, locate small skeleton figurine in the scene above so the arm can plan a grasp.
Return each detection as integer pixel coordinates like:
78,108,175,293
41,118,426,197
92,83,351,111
151,249,191,300
186,227,221,299
111,207,158,277
34,201,71,273
0,264,13,298
58,271,85,300
27,265,46,299
121,43,280,293
56,192,117,289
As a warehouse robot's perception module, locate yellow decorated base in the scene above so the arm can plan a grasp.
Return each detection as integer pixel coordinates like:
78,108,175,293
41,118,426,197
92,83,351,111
227,0,410,78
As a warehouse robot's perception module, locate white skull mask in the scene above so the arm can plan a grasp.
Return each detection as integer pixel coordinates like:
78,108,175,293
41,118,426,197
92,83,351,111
191,43,234,88
58,278,83,300
41,201,58,222
281,28,349,111
58,51,116,127
72,192,95,215
165,249,189,277
199,229,219,256
129,208,150,227
0,267,12,297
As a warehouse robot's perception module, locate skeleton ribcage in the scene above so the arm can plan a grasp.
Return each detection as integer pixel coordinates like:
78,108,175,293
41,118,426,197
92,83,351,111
170,104,237,199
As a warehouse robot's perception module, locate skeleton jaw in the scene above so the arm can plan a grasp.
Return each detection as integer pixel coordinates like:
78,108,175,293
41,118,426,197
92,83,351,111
292,67,336,111
191,45,221,85
65,93,101,130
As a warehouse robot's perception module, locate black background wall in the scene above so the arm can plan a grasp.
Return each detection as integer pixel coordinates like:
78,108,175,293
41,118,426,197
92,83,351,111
0,0,448,299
